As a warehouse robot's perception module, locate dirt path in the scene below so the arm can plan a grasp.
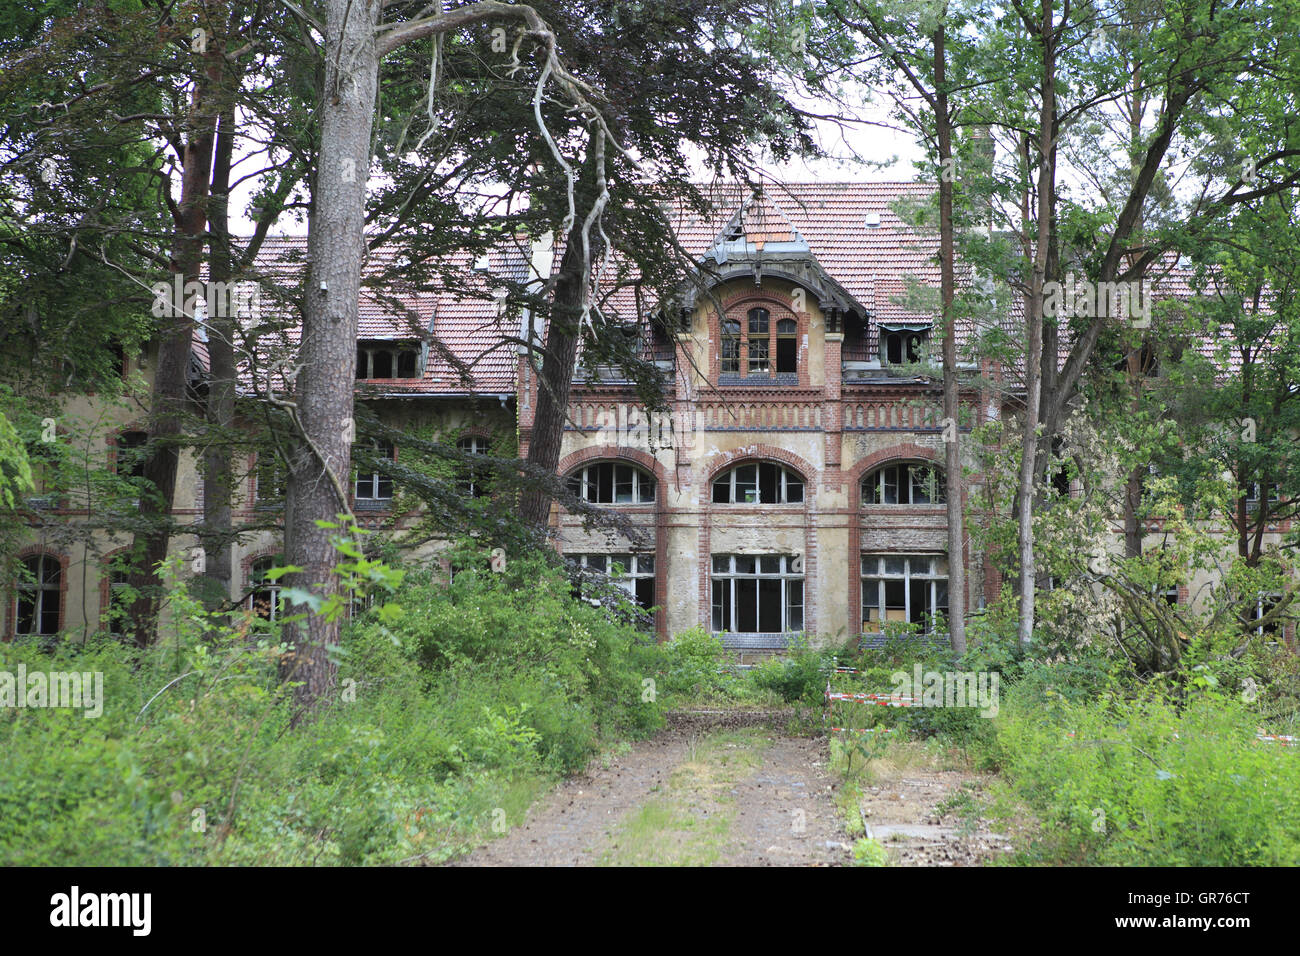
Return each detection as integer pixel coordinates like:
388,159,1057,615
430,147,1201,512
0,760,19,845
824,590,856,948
854,756,1014,866
453,712,852,867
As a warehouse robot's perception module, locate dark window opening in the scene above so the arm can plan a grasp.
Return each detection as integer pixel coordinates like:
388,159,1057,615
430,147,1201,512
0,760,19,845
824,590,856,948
568,462,655,504
357,341,421,379
249,557,282,622
710,554,803,634
863,462,945,505
16,554,61,637
776,318,797,373
713,462,804,504
117,431,148,480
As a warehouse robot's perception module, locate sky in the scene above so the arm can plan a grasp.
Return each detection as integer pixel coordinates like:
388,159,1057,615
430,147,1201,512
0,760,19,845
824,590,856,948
226,83,926,237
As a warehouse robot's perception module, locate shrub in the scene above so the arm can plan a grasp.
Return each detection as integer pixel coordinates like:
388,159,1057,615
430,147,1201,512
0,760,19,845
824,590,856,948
749,638,827,705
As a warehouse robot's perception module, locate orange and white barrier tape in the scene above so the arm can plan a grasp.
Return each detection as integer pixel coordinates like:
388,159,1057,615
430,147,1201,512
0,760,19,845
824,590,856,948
826,691,914,707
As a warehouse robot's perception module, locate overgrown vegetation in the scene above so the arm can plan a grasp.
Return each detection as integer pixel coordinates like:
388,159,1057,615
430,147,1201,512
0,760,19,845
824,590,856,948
0,541,661,865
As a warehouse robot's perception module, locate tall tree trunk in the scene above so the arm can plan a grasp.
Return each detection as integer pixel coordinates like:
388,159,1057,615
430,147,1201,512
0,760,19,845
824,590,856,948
279,0,380,707
520,151,601,530
519,230,596,528
202,104,238,622
1017,6,1057,646
125,45,223,647
933,27,966,655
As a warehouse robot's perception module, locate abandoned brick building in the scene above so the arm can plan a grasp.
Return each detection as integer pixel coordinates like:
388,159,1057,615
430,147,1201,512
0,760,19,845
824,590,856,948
9,181,1284,650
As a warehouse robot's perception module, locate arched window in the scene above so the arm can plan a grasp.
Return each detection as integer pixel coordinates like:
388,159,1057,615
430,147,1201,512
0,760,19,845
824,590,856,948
720,319,741,374
863,461,945,505
747,308,770,374
457,435,489,498
568,462,656,504
248,557,282,623
712,462,804,504
776,318,797,373
15,554,61,637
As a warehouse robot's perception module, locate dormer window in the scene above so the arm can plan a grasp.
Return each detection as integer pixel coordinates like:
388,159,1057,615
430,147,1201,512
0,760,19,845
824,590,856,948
719,304,800,381
357,341,421,380
880,327,928,365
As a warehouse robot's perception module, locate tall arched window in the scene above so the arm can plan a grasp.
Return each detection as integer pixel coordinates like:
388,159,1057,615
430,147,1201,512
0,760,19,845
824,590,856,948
720,318,741,374
712,462,804,504
15,554,62,637
568,462,656,504
862,462,945,505
776,318,797,373
747,308,770,374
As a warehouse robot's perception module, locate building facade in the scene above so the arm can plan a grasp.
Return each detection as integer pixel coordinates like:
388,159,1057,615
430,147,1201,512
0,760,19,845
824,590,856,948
7,182,1292,651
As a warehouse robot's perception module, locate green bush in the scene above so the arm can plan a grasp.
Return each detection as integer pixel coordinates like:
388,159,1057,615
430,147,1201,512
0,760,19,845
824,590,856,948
749,638,827,705
650,627,739,702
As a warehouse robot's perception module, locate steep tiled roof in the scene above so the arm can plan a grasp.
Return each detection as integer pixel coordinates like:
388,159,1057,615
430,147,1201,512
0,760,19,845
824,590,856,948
194,182,1238,395
203,235,525,395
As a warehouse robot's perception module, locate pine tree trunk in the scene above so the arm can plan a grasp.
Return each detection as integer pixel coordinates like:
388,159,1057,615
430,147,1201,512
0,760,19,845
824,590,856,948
519,234,587,530
279,0,380,707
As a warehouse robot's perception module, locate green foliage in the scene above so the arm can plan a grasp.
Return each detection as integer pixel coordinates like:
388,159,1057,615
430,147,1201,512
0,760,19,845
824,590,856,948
749,637,827,706
997,688,1300,865
650,627,739,702
851,837,890,867
0,541,662,865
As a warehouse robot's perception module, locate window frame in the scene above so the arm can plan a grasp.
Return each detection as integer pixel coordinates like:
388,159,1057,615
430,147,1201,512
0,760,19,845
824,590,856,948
746,307,770,374
456,435,489,498
354,439,396,504
572,553,657,617
356,340,422,380
712,462,804,505
254,450,287,506
860,553,948,634
567,461,657,505
710,554,804,635
15,553,62,637
862,461,946,506
248,556,283,623
880,328,929,365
